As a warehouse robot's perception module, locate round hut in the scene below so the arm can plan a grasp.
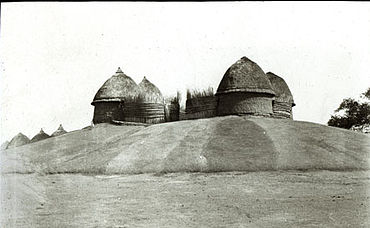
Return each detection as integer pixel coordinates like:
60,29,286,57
51,124,67,137
91,67,139,124
30,128,50,143
216,57,276,116
135,76,165,124
7,133,30,149
266,72,295,119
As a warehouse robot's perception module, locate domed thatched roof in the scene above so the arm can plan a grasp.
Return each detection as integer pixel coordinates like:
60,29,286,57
92,67,139,104
266,72,295,106
30,128,50,143
216,57,275,96
138,76,164,103
51,124,67,137
7,133,30,149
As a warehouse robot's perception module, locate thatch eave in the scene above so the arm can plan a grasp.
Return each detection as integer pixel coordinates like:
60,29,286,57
91,98,124,105
215,88,275,96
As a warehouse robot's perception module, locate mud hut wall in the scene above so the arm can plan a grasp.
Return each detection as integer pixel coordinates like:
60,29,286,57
272,101,293,119
93,102,124,124
185,96,218,120
123,102,165,124
217,92,273,116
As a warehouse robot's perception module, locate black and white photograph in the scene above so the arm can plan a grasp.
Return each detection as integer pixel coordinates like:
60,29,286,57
1,2,370,227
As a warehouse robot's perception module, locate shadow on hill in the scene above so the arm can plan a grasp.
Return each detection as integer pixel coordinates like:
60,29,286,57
1,116,369,175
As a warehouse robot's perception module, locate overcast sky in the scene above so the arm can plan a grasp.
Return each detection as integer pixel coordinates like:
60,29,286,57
1,2,370,142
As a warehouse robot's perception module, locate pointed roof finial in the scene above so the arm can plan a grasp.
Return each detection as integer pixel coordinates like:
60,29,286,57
40,128,44,133
58,124,64,130
116,67,123,74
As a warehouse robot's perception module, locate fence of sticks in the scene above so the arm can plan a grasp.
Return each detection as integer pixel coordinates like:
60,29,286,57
185,87,218,120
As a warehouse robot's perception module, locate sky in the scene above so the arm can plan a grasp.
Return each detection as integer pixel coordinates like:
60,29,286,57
1,2,370,142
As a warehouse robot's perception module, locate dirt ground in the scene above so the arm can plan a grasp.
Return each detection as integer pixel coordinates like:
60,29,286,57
1,170,369,228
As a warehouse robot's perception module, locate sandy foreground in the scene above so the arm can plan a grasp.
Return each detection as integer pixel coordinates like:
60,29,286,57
1,170,369,228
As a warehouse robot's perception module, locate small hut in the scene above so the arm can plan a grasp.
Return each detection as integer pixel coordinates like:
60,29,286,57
7,133,30,149
91,67,139,124
266,72,295,119
216,57,276,116
185,88,217,120
134,76,165,124
30,128,50,143
51,124,67,137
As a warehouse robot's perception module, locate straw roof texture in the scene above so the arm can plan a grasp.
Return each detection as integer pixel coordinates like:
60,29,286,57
51,124,67,137
137,77,164,103
30,129,50,143
266,72,295,106
7,133,30,149
92,68,139,104
216,57,275,96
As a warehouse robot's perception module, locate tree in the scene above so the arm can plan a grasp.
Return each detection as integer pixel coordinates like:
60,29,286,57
328,88,370,129
362,87,370,99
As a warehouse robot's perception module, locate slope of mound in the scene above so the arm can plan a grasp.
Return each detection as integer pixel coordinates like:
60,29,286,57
1,117,369,174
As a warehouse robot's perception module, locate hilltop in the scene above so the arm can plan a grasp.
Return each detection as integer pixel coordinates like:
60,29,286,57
1,116,369,175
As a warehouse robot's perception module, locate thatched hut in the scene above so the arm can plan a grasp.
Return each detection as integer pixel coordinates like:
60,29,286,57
185,88,217,120
91,67,139,124
266,72,295,119
216,57,275,116
7,133,30,149
30,128,50,143
51,124,67,137
133,77,165,124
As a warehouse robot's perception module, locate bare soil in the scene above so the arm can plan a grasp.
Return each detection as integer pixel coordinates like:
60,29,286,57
1,171,369,227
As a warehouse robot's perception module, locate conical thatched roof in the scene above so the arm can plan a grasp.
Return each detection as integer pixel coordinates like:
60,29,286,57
92,67,139,104
138,76,164,103
51,124,67,137
7,133,30,149
30,128,50,143
1,140,9,150
216,57,275,96
266,72,295,106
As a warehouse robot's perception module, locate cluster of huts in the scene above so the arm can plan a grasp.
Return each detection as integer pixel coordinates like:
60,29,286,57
92,56,295,125
3,124,67,149
2,56,295,150
91,67,176,124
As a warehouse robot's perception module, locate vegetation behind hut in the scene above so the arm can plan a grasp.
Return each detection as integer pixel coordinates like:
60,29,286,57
164,91,181,122
185,87,217,120
186,87,214,100
328,88,370,129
